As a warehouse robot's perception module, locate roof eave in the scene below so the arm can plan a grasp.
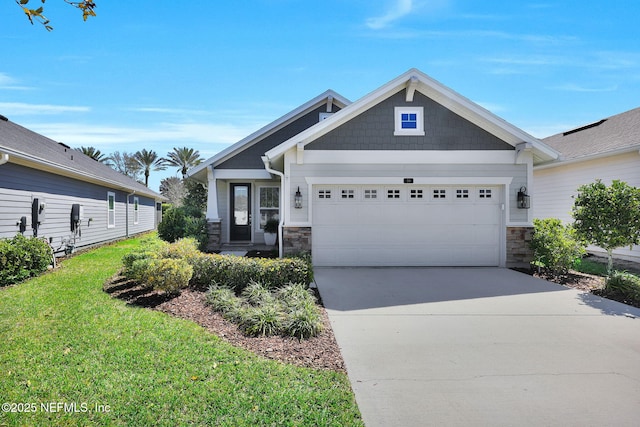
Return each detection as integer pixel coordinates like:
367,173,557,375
2,147,163,199
189,90,351,176
266,68,561,163
534,144,640,171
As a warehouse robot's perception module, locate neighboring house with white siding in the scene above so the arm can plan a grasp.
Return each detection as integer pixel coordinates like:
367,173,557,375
188,68,559,267
534,107,640,261
0,115,164,256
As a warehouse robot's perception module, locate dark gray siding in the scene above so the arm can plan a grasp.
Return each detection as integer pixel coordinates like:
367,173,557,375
0,162,156,254
306,90,514,151
217,105,342,169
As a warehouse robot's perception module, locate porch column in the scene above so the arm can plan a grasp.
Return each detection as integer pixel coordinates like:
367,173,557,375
206,166,220,220
206,166,222,252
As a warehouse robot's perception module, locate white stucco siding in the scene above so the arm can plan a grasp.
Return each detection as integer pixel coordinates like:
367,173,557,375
534,151,640,260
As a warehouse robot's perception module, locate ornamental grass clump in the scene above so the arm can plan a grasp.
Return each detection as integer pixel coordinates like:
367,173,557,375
603,271,640,306
240,302,284,337
205,281,323,340
241,280,275,306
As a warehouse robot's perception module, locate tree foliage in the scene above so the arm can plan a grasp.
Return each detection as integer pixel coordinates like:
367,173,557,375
160,176,186,206
108,151,142,182
572,179,640,273
163,147,203,178
16,0,96,31
76,146,109,163
133,149,167,187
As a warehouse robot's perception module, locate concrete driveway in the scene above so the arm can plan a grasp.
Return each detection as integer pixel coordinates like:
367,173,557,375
315,268,640,427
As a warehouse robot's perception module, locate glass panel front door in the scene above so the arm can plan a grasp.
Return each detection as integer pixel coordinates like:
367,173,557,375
230,183,251,241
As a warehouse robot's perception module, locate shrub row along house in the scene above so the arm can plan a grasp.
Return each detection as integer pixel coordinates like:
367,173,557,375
0,115,164,256
188,68,561,267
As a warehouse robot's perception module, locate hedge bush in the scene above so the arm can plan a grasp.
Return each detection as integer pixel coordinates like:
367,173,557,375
157,206,207,250
0,234,52,286
530,218,585,274
190,253,312,292
144,258,193,295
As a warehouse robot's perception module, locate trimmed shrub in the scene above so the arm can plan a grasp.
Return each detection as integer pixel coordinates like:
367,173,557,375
190,254,312,292
530,218,586,274
161,237,201,262
603,272,640,306
0,234,52,286
144,258,193,295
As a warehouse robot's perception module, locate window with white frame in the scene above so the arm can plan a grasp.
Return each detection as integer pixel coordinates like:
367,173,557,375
259,187,279,229
133,196,139,225
456,189,469,199
410,189,423,199
364,189,378,199
107,192,115,228
318,189,331,199
394,106,425,136
387,189,401,199
433,189,446,199
341,189,355,199
479,189,492,199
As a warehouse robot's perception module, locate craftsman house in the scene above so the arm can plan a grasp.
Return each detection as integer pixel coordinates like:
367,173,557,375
188,69,559,267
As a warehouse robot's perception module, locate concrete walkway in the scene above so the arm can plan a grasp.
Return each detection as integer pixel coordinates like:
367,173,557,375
315,268,640,427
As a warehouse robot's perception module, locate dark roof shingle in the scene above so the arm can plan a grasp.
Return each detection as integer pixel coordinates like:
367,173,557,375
0,117,161,199
543,107,640,160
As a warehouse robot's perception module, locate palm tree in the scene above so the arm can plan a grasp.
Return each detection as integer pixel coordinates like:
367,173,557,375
163,147,203,178
133,149,167,187
77,146,110,163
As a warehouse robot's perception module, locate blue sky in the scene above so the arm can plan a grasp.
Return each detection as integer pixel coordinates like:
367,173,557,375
1,0,639,192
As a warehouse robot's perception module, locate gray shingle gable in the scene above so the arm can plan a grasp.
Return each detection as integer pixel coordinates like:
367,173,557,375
0,118,161,199
543,106,640,160
306,90,514,151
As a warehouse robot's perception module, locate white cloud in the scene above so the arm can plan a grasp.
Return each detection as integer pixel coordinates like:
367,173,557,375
550,83,619,93
25,121,254,147
0,73,32,90
0,102,90,115
366,0,414,30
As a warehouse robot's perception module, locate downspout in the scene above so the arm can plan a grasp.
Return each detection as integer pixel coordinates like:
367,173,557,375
0,152,9,165
126,190,136,237
261,156,284,258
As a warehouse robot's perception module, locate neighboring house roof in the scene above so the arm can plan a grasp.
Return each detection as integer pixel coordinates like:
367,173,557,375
0,116,163,200
540,106,640,167
188,90,351,181
265,68,559,165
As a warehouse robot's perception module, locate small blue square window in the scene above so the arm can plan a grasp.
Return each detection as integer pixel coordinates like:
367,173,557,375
401,113,417,129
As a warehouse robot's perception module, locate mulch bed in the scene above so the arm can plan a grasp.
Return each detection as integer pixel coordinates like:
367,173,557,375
103,274,346,372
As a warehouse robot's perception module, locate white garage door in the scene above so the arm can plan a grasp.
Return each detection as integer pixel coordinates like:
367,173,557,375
312,185,502,266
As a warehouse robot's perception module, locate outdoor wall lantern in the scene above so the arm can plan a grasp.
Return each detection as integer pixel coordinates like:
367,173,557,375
517,186,530,209
294,186,303,209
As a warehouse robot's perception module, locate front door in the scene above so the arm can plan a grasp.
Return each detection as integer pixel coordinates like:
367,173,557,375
230,183,251,241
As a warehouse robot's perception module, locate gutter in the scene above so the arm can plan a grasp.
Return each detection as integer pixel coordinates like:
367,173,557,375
0,152,8,165
534,144,640,171
261,156,284,258
126,191,136,237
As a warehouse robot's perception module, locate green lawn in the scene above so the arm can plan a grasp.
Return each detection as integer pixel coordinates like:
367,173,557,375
0,236,362,426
